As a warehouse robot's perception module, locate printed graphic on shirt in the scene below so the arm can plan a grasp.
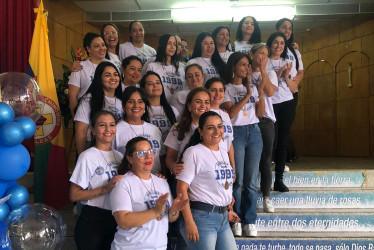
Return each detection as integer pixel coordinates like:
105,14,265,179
214,160,234,189
161,75,184,94
144,190,171,218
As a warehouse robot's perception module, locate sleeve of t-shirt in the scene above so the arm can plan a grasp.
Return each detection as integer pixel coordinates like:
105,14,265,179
118,43,126,61
69,151,92,189
176,147,196,185
74,96,90,123
223,86,233,103
268,70,278,87
164,124,179,151
110,177,133,213
171,106,180,121
295,49,304,70
68,70,82,88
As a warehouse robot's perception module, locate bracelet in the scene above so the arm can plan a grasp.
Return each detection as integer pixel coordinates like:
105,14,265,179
170,210,178,216
258,95,265,100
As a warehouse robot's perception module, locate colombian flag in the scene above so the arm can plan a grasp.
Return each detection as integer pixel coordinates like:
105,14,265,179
27,0,69,209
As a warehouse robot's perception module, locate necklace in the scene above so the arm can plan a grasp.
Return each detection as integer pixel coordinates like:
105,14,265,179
234,84,248,116
201,57,213,67
208,146,230,190
104,96,116,106
97,147,117,167
128,122,145,136
138,175,156,194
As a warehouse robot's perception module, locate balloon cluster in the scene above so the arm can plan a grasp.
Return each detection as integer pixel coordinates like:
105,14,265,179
0,102,36,249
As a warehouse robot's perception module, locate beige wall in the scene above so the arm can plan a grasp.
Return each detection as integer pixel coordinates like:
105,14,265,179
293,16,374,158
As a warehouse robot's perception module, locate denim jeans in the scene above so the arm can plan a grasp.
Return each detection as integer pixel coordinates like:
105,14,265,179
179,209,236,250
258,117,275,197
232,124,263,224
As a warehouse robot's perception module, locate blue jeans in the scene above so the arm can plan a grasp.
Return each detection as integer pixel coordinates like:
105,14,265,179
179,209,236,250
232,124,263,224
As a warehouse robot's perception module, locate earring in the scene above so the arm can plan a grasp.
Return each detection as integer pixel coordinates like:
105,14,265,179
232,72,235,79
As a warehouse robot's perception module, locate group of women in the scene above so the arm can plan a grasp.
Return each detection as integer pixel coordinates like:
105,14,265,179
68,16,303,250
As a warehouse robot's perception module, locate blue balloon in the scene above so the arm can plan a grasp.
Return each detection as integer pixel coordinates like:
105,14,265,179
5,186,29,210
0,144,30,180
0,122,25,147
0,103,14,125
0,204,9,222
15,117,36,139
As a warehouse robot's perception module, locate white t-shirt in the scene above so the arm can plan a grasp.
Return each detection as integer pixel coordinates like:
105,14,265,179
148,105,179,156
232,41,253,54
250,71,278,123
141,56,156,76
114,121,162,173
110,172,172,250
266,58,297,104
169,90,189,115
223,83,259,126
164,123,197,159
108,52,122,72
146,62,186,102
74,93,123,142
119,42,156,65
121,83,140,92
286,48,303,93
219,50,233,64
186,57,220,84
177,144,233,206
70,147,123,210
68,60,97,98
210,108,233,153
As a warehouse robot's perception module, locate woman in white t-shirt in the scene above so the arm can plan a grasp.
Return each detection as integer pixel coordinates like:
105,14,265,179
266,32,298,193
68,32,107,117
221,52,265,237
139,71,179,171
212,26,233,64
177,111,238,250
231,16,261,54
74,61,123,155
70,110,124,250
110,136,188,250
120,55,142,91
114,86,163,173
145,34,186,102
170,63,204,114
186,32,226,84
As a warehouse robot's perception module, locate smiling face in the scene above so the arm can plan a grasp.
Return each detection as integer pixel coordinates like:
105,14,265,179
166,35,177,58
188,91,210,120
87,37,107,60
199,115,223,147
201,36,215,58
270,36,286,57
91,114,116,145
185,66,204,90
234,56,250,79
180,40,188,58
127,140,154,174
215,28,230,48
101,66,120,93
277,20,292,41
102,25,118,50
121,59,142,86
130,22,144,44
208,81,225,107
241,17,254,37
143,74,163,98
124,91,145,122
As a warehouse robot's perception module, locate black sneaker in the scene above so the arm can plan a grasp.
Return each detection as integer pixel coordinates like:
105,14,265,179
274,180,289,192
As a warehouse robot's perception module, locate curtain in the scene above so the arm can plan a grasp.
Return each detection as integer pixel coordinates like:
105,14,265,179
0,0,36,73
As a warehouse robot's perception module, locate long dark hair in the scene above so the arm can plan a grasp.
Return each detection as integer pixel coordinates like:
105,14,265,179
191,32,226,78
83,32,103,56
100,23,120,59
205,77,226,91
122,86,150,122
178,111,222,162
275,18,299,70
236,16,261,44
90,110,118,147
155,33,179,72
175,87,210,141
266,32,288,59
82,61,122,122
224,52,251,85
118,136,151,175
139,71,177,125
212,26,230,51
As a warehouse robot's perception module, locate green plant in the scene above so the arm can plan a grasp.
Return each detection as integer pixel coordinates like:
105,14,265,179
55,64,71,128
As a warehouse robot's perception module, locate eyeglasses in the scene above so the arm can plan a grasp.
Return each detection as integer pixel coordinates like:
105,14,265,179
103,31,118,36
134,149,155,159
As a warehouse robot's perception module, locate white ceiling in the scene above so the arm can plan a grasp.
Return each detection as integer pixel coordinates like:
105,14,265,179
72,0,374,36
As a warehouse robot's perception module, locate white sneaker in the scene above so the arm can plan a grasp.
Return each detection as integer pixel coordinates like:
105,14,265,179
232,222,242,236
243,224,257,237
284,165,290,172
263,199,275,213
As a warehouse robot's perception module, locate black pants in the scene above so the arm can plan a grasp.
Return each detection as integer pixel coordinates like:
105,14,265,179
258,117,275,197
74,205,117,250
273,99,296,180
287,92,298,160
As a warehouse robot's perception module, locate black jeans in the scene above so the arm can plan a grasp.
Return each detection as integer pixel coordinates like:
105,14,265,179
258,117,275,197
273,99,296,180
74,205,117,250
